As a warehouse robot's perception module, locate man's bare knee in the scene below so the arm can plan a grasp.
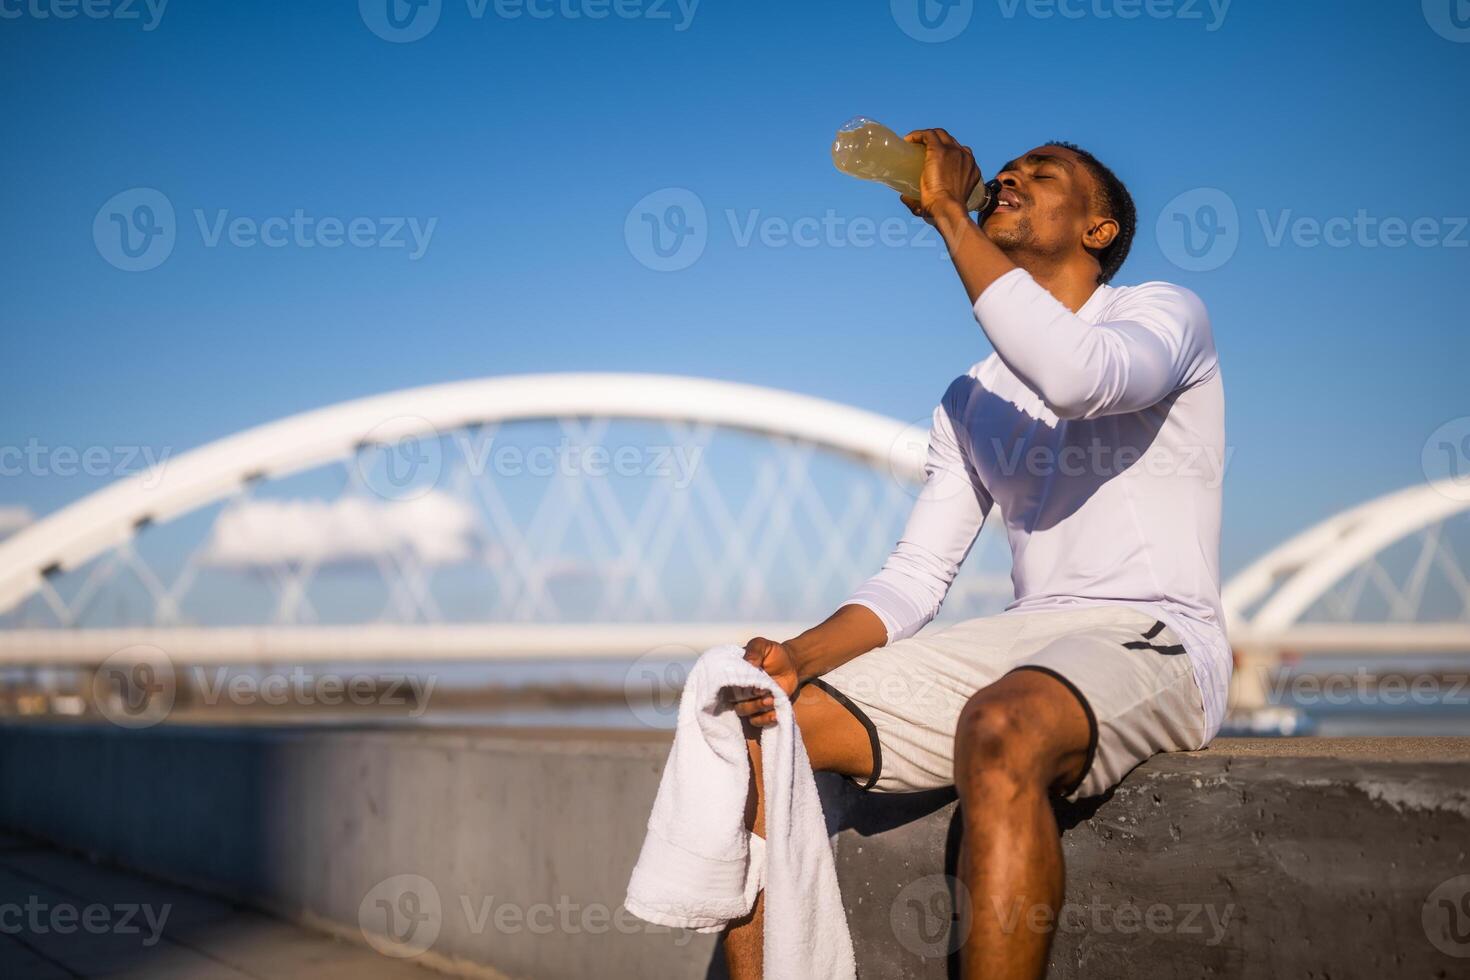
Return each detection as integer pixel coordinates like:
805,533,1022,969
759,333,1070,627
954,672,1091,801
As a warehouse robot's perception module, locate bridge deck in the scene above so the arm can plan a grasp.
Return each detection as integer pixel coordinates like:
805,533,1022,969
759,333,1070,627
0,831,430,980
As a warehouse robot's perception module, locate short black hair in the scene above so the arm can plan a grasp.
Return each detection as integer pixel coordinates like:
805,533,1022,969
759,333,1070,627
1045,141,1135,284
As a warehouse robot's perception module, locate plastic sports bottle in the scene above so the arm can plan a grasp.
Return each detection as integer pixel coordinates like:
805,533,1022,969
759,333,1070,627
832,116,998,215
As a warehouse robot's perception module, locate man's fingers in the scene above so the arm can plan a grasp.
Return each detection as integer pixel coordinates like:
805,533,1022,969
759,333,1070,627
732,693,776,717
900,195,924,216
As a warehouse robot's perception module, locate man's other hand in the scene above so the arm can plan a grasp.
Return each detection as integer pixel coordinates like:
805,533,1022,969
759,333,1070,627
731,636,799,728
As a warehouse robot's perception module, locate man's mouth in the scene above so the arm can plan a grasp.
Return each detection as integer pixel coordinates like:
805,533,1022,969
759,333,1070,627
992,189,1022,213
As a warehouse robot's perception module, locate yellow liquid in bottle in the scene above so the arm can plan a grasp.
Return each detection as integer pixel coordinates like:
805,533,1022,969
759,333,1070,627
831,117,989,212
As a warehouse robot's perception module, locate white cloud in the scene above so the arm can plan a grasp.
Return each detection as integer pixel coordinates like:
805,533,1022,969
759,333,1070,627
204,492,477,567
0,506,34,538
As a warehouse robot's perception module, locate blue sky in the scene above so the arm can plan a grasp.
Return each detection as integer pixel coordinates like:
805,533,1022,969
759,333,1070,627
1,0,1467,577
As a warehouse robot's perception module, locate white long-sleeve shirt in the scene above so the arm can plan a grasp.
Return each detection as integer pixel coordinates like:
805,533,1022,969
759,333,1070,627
847,268,1232,736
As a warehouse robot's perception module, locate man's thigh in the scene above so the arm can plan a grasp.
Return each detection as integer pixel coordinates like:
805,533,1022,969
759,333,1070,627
811,606,1207,798
787,680,878,781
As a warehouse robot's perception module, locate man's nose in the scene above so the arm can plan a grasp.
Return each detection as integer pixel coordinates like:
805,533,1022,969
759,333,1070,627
997,171,1021,188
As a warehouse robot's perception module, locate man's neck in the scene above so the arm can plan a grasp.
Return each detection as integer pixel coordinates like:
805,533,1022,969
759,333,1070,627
1012,257,1103,314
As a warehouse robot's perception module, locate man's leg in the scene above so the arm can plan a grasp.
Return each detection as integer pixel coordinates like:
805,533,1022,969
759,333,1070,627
953,668,1093,980
722,682,874,980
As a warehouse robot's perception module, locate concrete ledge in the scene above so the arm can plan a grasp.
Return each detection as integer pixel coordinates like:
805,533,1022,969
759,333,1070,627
2,723,1467,978
828,738,1470,978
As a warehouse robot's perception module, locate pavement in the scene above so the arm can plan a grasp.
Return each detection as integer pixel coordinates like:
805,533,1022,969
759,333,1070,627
0,831,435,980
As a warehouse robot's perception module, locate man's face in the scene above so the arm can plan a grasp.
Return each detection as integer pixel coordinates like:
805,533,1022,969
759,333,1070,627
983,145,1101,262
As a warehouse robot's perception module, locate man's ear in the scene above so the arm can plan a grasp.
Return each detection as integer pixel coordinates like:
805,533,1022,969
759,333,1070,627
1083,217,1119,252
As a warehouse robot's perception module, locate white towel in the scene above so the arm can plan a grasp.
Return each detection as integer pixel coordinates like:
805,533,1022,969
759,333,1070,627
624,645,857,980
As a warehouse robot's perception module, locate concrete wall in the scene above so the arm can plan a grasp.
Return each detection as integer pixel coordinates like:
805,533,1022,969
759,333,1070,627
2,723,1468,979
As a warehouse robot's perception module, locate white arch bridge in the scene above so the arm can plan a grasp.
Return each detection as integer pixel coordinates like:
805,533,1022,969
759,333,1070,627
1,373,1467,713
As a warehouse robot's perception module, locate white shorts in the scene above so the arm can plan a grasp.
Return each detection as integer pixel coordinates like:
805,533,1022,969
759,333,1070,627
812,606,1209,801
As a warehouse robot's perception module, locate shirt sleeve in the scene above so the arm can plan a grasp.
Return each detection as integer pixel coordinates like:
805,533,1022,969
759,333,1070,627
844,378,993,644
972,269,1217,420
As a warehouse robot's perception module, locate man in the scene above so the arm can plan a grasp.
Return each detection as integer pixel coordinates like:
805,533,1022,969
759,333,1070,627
724,131,1229,980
